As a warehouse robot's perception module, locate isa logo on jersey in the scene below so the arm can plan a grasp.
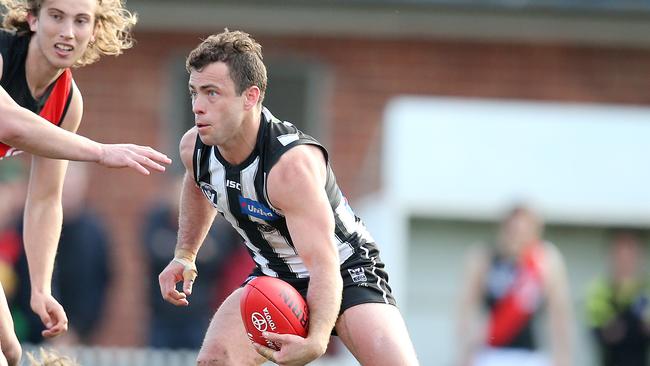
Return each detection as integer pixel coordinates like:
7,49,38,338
239,196,279,221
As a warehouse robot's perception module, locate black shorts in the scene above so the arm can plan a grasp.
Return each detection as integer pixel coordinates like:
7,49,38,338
243,242,397,316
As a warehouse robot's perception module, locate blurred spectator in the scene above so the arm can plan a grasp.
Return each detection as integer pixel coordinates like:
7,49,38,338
142,175,246,349
586,229,650,366
457,205,573,366
53,162,111,345
13,163,111,345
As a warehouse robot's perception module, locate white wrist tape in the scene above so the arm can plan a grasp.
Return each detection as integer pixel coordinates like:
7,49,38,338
173,257,198,281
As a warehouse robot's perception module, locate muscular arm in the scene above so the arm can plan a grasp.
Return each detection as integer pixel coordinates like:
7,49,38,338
159,128,217,306
267,145,342,358
176,127,218,258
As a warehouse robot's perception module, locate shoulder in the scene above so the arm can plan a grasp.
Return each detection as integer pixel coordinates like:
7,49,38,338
541,241,566,269
179,127,199,169
59,80,83,131
539,241,570,288
270,144,325,184
58,78,82,131
69,79,82,109
267,144,327,209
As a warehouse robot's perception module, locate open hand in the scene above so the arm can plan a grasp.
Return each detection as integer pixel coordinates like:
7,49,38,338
98,144,172,175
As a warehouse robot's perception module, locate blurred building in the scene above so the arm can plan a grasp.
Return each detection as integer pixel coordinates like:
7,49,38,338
65,1,650,364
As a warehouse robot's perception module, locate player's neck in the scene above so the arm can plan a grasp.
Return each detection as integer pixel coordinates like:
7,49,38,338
218,110,262,165
25,37,65,99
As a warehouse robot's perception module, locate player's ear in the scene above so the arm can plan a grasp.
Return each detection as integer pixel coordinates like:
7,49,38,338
243,86,261,110
27,11,39,33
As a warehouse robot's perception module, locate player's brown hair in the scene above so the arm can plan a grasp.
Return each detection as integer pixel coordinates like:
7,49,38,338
0,0,137,67
186,29,267,103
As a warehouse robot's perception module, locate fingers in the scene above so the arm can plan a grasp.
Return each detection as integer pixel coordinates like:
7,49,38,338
129,160,150,176
254,343,277,363
39,302,68,338
182,267,198,296
158,267,190,307
142,148,172,166
183,276,195,296
128,149,168,175
131,145,171,172
262,331,290,344
137,154,166,173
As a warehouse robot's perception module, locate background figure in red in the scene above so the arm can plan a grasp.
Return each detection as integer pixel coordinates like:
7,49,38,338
457,205,573,366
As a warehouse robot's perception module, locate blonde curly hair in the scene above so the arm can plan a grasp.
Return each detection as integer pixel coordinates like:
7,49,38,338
26,348,79,366
0,0,137,67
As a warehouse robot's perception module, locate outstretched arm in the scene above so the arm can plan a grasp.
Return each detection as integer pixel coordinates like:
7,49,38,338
256,144,341,365
159,128,217,306
0,85,170,174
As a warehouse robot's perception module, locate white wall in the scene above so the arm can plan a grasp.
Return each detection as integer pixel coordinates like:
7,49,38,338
356,97,650,365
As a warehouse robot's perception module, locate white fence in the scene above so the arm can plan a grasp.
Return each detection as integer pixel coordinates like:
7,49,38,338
21,344,354,366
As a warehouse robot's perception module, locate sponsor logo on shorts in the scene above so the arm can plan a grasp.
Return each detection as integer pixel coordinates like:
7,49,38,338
348,267,367,283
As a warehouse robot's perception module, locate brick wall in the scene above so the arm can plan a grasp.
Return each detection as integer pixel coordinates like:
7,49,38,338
71,31,650,345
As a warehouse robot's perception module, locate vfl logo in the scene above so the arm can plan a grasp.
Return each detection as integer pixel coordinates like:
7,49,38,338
199,182,218,204
348,267,367,283
239,196,279,221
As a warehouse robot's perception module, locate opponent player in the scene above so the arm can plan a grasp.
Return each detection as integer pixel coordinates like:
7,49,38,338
158,30,419,365
457,205,573,366
0,1,170,365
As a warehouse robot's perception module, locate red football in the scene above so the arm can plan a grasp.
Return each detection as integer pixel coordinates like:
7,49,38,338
240,276,309,350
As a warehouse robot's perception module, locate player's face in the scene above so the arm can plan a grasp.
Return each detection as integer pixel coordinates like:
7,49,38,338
29,0,97,69
499,212,539,253
189,62,249,146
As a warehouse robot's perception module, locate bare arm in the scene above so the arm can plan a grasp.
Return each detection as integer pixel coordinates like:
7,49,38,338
544,243,573,366
23,84,86,338
159,128,217,306
457,245,489,366
263,144,341,364
0,56,170,173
